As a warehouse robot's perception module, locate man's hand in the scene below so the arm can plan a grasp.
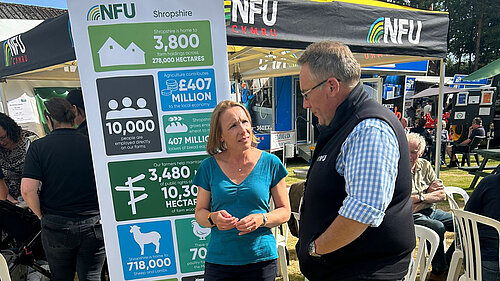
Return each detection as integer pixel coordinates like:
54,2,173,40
424,180,447,203
427,179,444,193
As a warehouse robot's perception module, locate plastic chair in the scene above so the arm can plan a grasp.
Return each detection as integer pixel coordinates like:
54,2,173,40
457,136,486,167
276,222,289,281
0,253,12,281
405,225,440,281
448,209,500,281
444,186,470,210
270,197,290,281
289,210,310,281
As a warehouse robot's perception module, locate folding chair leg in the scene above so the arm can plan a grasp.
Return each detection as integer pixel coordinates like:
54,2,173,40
277,244,289,281
473,154,480,166
446,250,463,281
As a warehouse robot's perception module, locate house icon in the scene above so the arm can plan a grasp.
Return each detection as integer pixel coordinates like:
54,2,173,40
98,37,145,67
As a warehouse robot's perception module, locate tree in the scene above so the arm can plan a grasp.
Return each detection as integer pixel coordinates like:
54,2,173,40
384,0,500,74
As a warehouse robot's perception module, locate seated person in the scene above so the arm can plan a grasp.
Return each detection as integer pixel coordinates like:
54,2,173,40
447,117,485,167
464,170,500,280
407,133,454,281
0,164,7,200
410,118,432,159
431,120,449,165
0,113,37,203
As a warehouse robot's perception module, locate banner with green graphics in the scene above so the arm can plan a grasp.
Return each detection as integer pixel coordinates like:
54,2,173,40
88,21,213,72
67,0,229,280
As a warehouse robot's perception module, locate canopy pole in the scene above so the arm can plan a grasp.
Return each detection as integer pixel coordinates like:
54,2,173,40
435,59,445,177
0,81,8,115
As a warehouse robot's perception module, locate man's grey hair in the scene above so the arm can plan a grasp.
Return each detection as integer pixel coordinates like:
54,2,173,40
407,133,426,154
297,41,361,85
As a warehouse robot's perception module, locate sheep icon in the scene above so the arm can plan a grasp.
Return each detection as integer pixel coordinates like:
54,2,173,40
191,220,211,240
130,225,161,255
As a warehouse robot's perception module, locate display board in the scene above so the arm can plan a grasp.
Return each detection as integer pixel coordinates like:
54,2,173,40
449,87,496,128
67,1,229,280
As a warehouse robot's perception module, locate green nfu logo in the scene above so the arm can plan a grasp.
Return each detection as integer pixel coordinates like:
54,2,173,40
87,3,136,21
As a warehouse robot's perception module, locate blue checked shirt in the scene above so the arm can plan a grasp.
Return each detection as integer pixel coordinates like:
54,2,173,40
335,118,400,227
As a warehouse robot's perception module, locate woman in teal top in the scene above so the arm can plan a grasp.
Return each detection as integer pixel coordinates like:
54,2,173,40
194,100,290,281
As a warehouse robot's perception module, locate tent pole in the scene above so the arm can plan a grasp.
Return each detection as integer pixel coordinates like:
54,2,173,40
435,59,445,177
0,81,8,115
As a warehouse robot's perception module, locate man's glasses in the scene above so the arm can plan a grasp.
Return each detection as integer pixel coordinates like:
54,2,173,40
300,79,328,100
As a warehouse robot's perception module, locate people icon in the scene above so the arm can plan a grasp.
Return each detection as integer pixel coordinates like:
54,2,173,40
105,97,153,120
136,98,152,118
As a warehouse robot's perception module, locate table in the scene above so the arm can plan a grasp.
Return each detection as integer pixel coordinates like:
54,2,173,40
467,149,500,188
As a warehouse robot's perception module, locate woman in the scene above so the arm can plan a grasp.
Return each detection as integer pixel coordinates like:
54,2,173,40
21,98,105,281
194,100,291,281
0,112,37,203
0,164,7,200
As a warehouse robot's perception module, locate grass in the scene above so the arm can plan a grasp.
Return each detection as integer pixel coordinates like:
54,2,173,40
275,155,499,281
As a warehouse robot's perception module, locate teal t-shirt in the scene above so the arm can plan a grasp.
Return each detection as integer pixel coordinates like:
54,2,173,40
192,151,288,265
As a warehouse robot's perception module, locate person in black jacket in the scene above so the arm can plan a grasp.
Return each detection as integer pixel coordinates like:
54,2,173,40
21,97,104,281
464,171,500,280
447,117,485,167
295,41,414,281
66,89,88,136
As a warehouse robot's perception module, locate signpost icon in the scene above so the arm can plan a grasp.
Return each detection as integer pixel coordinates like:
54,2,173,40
114,174,148,215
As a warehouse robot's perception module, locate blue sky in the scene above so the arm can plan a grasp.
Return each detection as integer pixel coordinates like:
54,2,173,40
2,0,67,9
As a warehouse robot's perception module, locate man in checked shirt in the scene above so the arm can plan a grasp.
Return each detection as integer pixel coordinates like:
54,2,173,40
295,41,414,281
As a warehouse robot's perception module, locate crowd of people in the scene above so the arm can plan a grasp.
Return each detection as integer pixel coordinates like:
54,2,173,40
1,40,498,281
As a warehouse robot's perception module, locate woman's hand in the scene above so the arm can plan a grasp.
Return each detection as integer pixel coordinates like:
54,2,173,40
213,210,239,231
235,213,263,235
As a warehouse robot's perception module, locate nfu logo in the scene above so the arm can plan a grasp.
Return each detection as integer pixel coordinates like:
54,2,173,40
3,35,27,66
367,17,422,44
87,3,136,21
231,0,278,26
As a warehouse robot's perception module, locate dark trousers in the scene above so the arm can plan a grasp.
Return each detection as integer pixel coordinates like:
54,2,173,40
450,144,468,161
413,208,454,273
41,214,106,281
204,259,277,281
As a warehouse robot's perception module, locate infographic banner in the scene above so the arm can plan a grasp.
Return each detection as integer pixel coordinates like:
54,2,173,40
67,0,229,280
108,155,207,221
88,21,213,72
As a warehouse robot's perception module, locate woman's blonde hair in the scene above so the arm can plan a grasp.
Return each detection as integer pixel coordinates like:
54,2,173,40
206,100,258,155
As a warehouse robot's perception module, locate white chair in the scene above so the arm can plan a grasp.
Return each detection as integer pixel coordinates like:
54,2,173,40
444,186,470,210
0,253,12,281
444,186,469,254
405,225,440,281
290,210,310,281
448,209,500,281
443,187,469,281
270,191,290,281
276,222,289,281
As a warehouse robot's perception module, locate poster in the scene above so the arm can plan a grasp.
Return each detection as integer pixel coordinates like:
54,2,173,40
67,1,229,280
7,93,38,124
480,90,493,105
455,92,468,106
